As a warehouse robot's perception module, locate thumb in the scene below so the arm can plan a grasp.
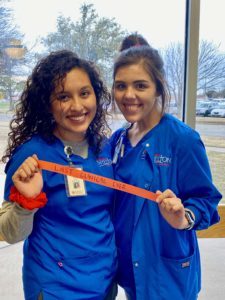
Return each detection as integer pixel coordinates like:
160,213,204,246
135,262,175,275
32,154,38,161
32,154,42,174
155,190,162,203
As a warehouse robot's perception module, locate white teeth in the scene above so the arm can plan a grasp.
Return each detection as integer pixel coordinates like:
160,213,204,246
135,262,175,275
69,115,85,121
125,104,139,111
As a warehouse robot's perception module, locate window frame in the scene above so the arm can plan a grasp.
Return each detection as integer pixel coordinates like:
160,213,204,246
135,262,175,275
183,0,200,129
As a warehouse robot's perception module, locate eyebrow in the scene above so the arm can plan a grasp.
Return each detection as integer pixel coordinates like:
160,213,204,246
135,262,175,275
56,85,93,93
114,80,149,84
134,80,149,84
80,85,93,90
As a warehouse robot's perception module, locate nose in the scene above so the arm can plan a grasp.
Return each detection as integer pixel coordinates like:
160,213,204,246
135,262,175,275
70,97,83,111
124,87,136,99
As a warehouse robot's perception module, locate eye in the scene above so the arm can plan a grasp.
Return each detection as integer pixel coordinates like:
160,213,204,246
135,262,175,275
135,82,147,90
80,89,91,98
114,83,126,91
56,93,70,102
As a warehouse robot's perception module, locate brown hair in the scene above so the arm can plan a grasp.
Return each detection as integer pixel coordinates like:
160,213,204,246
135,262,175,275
113,44,170,114
119,32,150,52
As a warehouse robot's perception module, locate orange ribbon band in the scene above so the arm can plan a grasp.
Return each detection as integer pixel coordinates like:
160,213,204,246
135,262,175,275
38,160,157,202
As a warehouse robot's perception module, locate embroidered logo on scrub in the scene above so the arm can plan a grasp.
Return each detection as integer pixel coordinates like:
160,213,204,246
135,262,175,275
154,153,172,166
96,157,112,167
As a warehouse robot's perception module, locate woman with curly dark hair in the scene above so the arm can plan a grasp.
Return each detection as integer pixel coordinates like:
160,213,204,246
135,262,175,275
2,49,111,162
0,50,117,300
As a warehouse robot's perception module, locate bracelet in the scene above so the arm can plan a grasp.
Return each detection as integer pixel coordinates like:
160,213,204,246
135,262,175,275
9,186,48,210
184,209,195,230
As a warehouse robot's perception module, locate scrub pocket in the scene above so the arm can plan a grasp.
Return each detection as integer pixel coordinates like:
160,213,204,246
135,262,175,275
57,249,117,298
159,250,199,300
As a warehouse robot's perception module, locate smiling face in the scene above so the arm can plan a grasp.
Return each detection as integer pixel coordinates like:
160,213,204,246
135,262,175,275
113,63,161,129
51,68,97,142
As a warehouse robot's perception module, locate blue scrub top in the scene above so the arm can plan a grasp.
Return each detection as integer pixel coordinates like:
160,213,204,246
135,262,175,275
4,134,117,300
111,114,222,300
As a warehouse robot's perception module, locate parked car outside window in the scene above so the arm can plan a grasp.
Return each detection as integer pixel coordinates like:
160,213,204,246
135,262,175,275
196,101,218,116
210,104,225,117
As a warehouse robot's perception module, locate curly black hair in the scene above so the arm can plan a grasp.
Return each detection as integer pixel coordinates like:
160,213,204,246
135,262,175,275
2,50,111,163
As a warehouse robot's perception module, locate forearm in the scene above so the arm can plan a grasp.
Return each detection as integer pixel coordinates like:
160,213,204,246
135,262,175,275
0,201,36,244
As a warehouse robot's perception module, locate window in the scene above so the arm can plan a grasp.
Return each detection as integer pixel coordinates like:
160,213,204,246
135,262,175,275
196,0,225,205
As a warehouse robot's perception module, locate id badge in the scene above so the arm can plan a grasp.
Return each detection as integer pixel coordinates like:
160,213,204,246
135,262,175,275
65,165,87,197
